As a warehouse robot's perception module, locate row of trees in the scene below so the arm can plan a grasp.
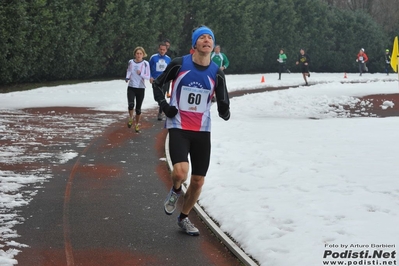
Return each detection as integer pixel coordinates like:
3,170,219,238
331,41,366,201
1,0,397,85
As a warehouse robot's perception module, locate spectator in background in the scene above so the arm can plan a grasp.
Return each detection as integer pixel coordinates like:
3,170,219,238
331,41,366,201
211,45,229,71
356,48,368,76
149,43,171,120
296,48,311,86
384,49,391,75
164,39,178,59
125,46,151,132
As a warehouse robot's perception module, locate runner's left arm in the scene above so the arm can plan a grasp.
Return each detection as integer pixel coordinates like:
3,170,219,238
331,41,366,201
140,61,151,80
364,53,369,63
215,69,230,121
125,60,133,81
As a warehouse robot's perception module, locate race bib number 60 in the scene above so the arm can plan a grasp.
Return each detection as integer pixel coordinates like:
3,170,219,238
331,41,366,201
179,86,210,113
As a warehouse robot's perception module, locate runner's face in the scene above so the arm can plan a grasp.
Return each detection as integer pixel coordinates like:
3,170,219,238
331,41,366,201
196,34,214,53
158,45,167,56
135,50,144,61
214,46,220,53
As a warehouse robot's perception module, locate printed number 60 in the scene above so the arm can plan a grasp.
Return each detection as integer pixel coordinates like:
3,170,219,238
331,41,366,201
188,93,201,105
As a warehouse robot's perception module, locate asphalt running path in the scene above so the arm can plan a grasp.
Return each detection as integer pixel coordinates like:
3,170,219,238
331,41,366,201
11,107,241,266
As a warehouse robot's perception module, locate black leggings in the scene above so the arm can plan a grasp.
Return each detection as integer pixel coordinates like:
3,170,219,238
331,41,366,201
278,63,287,74
358,63,368,74
127,87,145,115
301,65,309,74
278,63,288,78
385,64,390,74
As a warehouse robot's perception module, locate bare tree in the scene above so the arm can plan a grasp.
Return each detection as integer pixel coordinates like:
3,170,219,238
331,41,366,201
369,0,399,33
321,0,399,33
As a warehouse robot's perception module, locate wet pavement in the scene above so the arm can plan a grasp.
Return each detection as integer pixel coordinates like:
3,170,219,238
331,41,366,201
9,107,241,266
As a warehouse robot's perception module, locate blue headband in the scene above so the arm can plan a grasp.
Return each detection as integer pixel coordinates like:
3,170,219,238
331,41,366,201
192,26,215,48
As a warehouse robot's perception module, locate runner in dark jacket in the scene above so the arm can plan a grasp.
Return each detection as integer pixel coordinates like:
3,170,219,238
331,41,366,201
384,49,391,75
164,39,178,58
296,49,311,86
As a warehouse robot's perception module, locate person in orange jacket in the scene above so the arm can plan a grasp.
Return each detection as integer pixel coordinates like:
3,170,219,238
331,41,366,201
356,48,368,76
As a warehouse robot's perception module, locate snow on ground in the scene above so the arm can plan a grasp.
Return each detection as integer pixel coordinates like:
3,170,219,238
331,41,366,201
0,72,398,265
0,109,122,264
1,72,397,112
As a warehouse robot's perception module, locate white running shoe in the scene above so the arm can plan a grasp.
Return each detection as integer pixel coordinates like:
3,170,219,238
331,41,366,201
178,217,200,236
164,188,180,215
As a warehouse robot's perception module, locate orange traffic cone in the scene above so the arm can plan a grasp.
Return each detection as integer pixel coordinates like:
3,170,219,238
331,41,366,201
261,75,265,83
344,72,347,78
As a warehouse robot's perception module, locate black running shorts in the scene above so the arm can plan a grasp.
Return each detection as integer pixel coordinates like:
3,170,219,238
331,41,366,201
168,128,211,176
301,65,309,74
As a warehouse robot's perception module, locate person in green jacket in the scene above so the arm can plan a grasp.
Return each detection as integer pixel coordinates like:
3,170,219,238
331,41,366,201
277,48,290,80
211,45,229,71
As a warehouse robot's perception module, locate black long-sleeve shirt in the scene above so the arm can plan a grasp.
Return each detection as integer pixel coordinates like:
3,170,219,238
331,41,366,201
297,53,311,65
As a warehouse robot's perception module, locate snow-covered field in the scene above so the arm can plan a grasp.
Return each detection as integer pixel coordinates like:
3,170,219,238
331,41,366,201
1,72,398,265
